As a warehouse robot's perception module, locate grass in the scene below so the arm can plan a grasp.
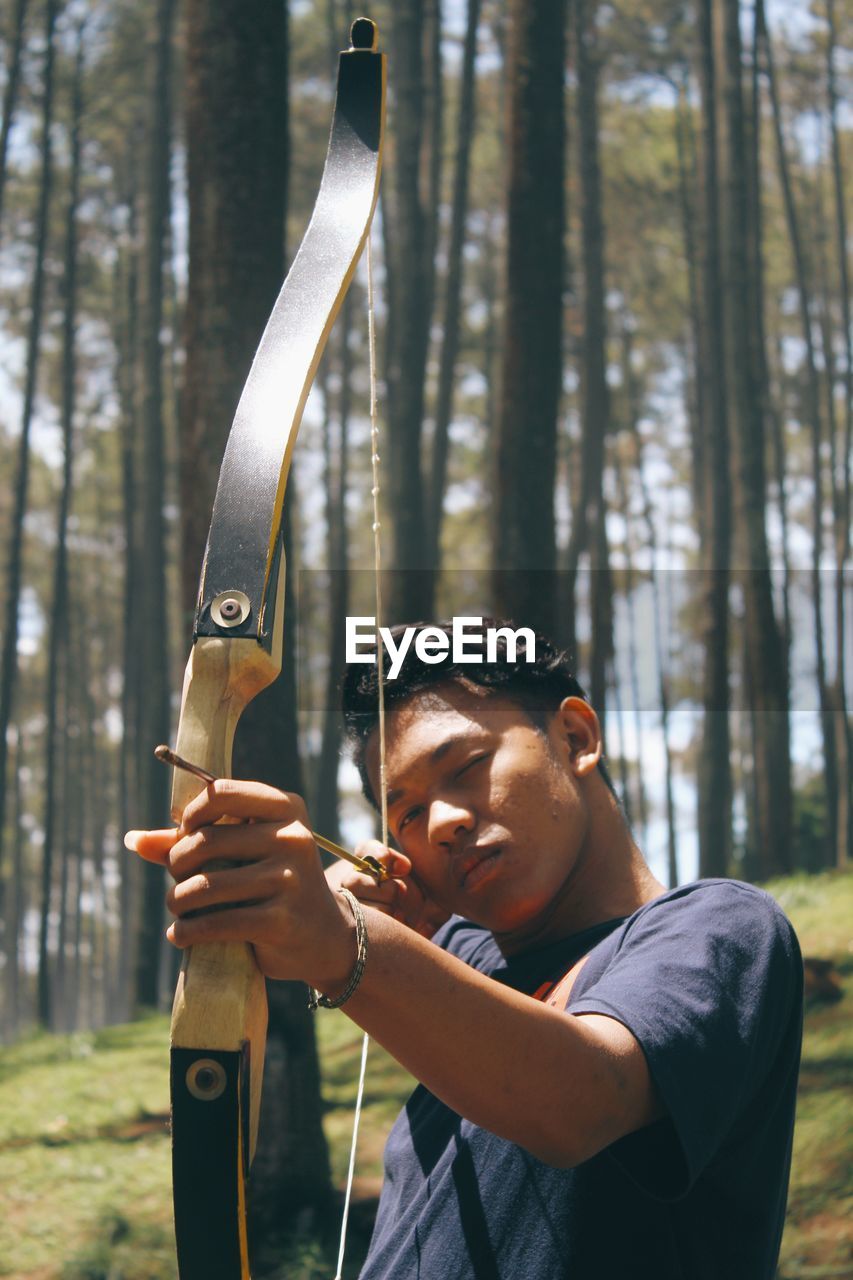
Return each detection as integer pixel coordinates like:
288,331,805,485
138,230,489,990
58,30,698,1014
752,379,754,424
315,1014,414,1193
0,870,849,1278
0,1011,412,1279
0,1017,175,1279
767,872,853,1279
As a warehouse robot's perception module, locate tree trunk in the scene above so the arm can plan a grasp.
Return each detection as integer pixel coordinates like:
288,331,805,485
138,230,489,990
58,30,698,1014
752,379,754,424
55,679,73,1030
75,569,104,1029
826,0,851,868
427,0,481,567
384,0,436,622
812,224,843,866
67,606,86,1032
5,727,24,1032
657,524,679,890
0,0,29,243
183,0,333,1236
493,0,565,638
315,297,354,843
424,0,443,318
0,0,59,906
617,321,653,845
715,0,791,877
182,0,289,605
757,0,836,867
132,0,176,1011
575,0,612,711
38,23,84,1028
611,446,638,833
696,0,732,880
628,393,679,888
609,653,632,827
673,70,706,543
113,152,141,1021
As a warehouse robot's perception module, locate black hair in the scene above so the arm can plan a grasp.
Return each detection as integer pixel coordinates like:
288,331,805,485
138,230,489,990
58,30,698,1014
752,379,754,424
341,618,615,808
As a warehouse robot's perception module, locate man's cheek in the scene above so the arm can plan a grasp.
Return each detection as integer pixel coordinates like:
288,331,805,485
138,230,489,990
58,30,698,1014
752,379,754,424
414,868,453,913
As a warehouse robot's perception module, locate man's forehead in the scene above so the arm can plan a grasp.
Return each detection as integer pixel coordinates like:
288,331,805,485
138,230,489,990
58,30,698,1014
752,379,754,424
369,683,532,756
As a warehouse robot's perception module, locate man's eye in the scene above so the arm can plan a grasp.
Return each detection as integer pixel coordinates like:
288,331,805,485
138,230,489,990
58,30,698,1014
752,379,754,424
398,806,423,831
457,754,489,778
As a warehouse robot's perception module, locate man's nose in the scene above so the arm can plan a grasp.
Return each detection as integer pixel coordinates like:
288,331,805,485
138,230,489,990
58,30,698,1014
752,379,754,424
428,798,475,848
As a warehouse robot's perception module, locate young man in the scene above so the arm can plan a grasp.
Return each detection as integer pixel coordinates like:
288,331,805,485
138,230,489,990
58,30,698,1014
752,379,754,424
129,621,803,1279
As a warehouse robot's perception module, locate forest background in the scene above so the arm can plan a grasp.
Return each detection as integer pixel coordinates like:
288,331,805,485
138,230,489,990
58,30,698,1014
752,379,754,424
0,0,849,1275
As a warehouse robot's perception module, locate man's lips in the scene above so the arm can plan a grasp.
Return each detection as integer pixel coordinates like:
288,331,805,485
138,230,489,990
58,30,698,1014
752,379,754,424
456,845,503,889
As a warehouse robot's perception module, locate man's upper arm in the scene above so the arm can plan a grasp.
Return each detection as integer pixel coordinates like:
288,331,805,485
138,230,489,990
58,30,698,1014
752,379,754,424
567,1012,666,1162
565,883,802,1193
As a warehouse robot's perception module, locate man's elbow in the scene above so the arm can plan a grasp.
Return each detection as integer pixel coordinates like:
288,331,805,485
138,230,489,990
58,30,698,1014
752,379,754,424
522,1118,616,1169
520,1091,665,1169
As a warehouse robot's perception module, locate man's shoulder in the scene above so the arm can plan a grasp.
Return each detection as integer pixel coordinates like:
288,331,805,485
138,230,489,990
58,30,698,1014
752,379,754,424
575,877,802,1013
430,879,801,994
623,878,798,949
431,916,500,969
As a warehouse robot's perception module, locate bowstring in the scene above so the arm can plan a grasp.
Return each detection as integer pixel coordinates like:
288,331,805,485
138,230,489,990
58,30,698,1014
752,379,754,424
334,232,388,1280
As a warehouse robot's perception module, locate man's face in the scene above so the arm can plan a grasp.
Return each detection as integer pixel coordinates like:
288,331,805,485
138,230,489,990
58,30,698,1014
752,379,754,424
365,682,601,947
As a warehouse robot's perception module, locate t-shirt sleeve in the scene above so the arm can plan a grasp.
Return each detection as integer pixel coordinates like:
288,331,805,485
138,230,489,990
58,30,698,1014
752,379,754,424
568,882,801,1198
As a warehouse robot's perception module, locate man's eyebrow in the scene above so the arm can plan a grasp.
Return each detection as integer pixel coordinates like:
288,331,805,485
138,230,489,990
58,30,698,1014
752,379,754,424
385,732,477,808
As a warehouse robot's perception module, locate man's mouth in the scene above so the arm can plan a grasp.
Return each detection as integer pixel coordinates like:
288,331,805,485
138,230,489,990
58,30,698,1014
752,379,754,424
457,845,503,890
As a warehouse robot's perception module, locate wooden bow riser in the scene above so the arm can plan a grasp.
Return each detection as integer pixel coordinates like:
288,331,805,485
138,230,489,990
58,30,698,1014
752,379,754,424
167,23,385,1280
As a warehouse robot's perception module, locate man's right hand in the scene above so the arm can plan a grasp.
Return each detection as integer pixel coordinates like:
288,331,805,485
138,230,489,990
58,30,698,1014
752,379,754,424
325,840,450,940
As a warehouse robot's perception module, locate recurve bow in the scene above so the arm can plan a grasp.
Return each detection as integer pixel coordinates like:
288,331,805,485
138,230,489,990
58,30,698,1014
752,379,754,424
165,21,385,1277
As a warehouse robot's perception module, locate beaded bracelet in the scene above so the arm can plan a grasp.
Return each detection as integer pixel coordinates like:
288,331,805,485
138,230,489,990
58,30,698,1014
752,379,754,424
308,887,368,1010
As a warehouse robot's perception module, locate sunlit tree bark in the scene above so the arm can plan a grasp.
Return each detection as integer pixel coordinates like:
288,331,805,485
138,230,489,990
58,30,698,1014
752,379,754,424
182,0,333,1236
695,0,733,881
494,0,565,638
384,0,437,621
714,0,791,877
132,0,176,1011
0,0,29,242
38,24,84,1028
757,0,837,866
0,0,59,927
427,0,481,570
825,0,851,867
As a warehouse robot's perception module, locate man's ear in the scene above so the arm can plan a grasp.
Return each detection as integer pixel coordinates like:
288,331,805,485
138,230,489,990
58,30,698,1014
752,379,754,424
557,696,602,776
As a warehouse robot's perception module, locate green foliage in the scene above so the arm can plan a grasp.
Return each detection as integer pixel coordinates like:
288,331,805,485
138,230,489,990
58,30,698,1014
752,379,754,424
791,771,832,872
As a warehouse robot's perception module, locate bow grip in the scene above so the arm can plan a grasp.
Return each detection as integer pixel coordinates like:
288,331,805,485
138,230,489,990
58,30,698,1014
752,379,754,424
168,630,278,1279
